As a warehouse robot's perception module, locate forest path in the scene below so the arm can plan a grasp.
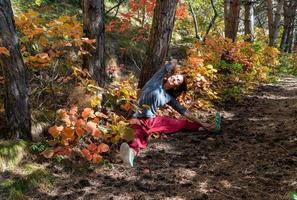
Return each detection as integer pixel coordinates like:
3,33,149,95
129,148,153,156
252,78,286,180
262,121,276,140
37,76,297,200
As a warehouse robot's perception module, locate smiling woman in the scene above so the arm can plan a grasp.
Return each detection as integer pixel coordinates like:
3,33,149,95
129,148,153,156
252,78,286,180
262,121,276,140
164,73,187,98
119,59,218,167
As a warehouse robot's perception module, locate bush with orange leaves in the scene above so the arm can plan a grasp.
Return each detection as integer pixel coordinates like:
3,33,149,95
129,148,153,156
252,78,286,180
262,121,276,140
180,37,279,109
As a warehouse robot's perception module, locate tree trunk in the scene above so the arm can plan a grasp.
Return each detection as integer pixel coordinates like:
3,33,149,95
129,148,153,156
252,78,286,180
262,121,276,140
267,0,283,47
0,0,31,140
83,0,106,86
280,0,297,52
224,0,231,38
244,0,254,42
138,0,178,89
225,0,241,42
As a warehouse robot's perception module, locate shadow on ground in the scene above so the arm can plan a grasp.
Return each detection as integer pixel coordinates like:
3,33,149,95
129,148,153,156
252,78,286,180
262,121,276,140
2,77,297,200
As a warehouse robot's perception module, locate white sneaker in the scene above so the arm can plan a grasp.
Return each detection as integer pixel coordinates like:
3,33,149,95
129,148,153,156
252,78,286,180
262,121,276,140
120,142,135,167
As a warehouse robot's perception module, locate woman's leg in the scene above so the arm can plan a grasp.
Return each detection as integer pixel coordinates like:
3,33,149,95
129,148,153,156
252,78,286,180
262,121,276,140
128,124,150,153
146,116,201,134
127,116,201,153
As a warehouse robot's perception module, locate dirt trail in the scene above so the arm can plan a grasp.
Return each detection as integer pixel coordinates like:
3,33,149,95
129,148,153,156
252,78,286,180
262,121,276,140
35,76,297,200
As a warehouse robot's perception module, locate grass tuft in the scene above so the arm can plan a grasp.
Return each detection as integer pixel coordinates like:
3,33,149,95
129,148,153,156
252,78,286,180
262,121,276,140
0,163,53,200
0,140,28,171
0,141,53,200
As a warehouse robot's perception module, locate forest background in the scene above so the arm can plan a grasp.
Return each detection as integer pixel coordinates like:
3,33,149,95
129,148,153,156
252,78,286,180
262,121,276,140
0,0,297,199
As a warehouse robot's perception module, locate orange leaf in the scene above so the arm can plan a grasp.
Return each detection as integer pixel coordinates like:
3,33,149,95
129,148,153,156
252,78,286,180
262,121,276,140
82,107,94,118
61,139,69,146
92,153,102,163
75,127,85,137
87,143,97,152
176,5,188,20
120,12,133,20
0,47,10,57
97,143,109,153
57,109,68,119
36,52,49,59
92,117,100,123
92,128,101,138
62,127,75,142
48,140,58,146
41,149,54,158
55,147,72,157
120,102,133,111
48,125,62,138
81,148,92,161
84,121,96,133
75,118,86,127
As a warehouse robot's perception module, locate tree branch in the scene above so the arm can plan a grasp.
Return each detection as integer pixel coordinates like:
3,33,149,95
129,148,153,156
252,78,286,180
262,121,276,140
203,0,218,42
105,0,125,16
188,1,202,41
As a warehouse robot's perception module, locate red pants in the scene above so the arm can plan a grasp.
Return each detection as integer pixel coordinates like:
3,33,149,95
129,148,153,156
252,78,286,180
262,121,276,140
128,116,201,153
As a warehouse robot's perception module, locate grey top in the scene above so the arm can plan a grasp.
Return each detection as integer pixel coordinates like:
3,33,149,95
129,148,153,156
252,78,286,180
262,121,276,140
134,62,186,118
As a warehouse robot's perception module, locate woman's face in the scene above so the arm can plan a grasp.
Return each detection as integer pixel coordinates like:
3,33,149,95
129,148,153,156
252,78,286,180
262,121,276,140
164,74,184,89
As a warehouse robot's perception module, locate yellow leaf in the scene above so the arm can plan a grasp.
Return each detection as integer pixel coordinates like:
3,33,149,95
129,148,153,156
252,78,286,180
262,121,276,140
111,134,121,144
57,16,70,23
25,9,39,18
90,96,101,108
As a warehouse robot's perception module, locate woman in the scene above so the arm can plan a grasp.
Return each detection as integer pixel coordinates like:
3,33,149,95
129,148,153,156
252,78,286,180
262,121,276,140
120,60,217,167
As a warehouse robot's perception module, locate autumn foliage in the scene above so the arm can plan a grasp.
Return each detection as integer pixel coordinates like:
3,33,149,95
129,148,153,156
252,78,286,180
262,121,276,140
3,4,290,165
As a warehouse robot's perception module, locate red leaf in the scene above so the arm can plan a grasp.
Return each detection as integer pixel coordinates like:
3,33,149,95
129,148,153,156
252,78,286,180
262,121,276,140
87,143,97,152
75,127,85,137
97,143,109,153
81,148,92,161
92,128,101,138
92,153,102,163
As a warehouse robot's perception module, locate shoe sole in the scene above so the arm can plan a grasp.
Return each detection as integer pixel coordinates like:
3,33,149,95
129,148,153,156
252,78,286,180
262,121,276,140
120,143,134,167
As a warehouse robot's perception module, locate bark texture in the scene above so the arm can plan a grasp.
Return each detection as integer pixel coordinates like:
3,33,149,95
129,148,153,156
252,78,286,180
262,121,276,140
244,0,254,42
0,0,31,140
280,0,297,52
83,0,106,86
267,0,283,47
224,0,242,42
138,0,178,89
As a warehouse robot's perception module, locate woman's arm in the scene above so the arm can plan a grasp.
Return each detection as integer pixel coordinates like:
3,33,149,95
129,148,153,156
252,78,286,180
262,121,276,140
183,110,215,132
170,59,179,74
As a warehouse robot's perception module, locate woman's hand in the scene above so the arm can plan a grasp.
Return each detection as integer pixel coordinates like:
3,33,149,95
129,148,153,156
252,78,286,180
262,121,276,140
199,122,215,132
170,59,181,74
184,110,215,132
129,118,142,125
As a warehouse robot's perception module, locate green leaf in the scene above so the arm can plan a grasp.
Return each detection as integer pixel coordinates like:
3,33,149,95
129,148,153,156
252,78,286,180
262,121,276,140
98,125,109,134
290,192,297,200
